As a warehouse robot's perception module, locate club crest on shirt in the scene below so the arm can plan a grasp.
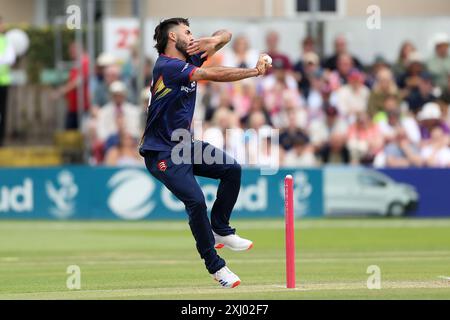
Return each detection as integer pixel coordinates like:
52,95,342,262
157,160,168,172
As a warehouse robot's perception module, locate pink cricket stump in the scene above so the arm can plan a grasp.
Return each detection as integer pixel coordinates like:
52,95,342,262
284,174,296,288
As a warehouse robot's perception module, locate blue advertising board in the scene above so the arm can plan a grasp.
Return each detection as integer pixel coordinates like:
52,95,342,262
0,167,323,220
0,166,448,219
379,168,450,217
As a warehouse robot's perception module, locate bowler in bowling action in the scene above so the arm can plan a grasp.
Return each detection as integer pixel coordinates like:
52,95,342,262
139,18,272,288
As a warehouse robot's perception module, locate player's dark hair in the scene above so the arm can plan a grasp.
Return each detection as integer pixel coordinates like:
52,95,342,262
153,17,189,54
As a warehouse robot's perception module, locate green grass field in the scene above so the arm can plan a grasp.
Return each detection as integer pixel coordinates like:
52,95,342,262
1,219,450,300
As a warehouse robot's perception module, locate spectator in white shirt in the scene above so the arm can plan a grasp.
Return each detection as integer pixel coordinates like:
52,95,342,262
283,135,318,167
308,105,348,149
380,127,423,168
222,34,259,69
374,95,421,144
421,126,450,167
96,81,143,152
335,69,370,123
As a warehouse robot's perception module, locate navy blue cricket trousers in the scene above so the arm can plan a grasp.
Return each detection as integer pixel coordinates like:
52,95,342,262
143,140,241,274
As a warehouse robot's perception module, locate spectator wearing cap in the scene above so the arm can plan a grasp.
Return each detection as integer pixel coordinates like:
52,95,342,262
427,33,450,91
294,51,321,99
397,51,428,96
264,30,292,75
323,35,363,71
92,64,121,110
417,101,450,142
97,52,116,69
367,67,401,117
92,52,115,98
96,81,143,155
335,69,370,123
405,72,436,115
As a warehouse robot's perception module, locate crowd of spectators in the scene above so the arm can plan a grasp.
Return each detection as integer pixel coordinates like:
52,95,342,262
53,43,151,166
55,30,450,168
193,31,450,168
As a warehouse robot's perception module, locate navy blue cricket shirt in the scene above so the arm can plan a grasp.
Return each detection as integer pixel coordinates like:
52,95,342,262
140,53,206,152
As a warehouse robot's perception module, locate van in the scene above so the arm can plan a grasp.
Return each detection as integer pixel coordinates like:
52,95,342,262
324,167,418,217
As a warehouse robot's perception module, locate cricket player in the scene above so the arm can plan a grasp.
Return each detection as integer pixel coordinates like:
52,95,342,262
139,18,271,288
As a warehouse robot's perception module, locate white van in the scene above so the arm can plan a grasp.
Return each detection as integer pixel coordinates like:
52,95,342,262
324,167,419,217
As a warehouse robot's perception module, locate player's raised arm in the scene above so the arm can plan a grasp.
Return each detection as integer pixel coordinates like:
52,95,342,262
186,29,232,59
190,53,272,82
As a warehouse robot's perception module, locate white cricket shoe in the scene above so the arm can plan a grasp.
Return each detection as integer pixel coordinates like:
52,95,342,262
213,232,253,251
212,266,241,288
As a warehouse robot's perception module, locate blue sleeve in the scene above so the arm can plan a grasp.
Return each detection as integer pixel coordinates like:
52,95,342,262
163,59,198,84
189,52,207,67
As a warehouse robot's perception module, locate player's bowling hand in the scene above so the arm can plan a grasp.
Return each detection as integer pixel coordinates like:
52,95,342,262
255,54,272,76
186,37,218,59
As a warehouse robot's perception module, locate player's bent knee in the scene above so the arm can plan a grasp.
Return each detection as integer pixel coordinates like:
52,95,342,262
187,196,207,213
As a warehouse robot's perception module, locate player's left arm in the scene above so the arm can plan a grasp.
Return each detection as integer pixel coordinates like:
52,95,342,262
186,29,232,59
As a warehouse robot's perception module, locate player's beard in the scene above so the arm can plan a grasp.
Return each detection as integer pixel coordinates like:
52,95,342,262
175,39,190,59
